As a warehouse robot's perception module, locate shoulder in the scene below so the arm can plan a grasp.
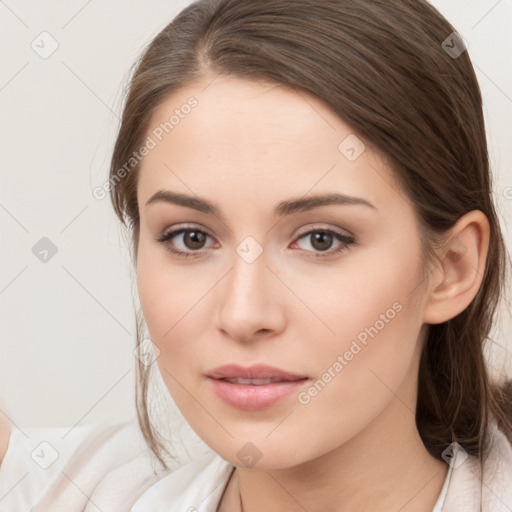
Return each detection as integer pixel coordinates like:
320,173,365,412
131,450,235,512
0,419,167,512
480,423,512,508
441,422,512,511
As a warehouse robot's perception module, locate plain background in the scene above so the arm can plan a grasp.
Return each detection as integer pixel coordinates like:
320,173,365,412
0,0,511,438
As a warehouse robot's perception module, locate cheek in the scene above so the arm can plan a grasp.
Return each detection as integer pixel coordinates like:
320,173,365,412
136,241,217,376
291,237,424,362
294,255,425,441
137,243,183,354
137,259,202,412
290,300,423,464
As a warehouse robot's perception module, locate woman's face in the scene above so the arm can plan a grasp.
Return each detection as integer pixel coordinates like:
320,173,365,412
136,76,431,468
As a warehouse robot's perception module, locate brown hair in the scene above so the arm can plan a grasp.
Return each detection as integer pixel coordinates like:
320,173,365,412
109,0,512,470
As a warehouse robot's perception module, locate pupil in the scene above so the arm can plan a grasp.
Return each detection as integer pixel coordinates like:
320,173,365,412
312,232,332,251
185,231,205,249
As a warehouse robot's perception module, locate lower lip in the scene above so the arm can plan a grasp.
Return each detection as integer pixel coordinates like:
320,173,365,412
208,378,308,411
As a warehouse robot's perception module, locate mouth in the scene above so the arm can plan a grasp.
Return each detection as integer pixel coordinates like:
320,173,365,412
220,377,290,385
207,364,309,411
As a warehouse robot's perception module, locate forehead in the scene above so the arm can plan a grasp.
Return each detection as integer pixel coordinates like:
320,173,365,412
137,76,406,218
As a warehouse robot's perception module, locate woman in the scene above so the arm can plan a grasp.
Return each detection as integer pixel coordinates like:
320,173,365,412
1,0,511,510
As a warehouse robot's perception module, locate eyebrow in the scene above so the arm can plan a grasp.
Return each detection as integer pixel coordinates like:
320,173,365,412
145,190,377,219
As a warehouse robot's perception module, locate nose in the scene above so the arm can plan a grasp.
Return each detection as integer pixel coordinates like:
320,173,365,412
214,248,286,344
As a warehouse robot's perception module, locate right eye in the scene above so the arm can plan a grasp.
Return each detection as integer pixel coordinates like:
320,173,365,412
155,226,217,258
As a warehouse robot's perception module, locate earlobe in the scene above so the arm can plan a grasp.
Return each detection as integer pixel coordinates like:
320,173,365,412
422,211,490,325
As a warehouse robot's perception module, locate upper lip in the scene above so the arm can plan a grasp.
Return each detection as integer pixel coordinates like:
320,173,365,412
207,364,307,381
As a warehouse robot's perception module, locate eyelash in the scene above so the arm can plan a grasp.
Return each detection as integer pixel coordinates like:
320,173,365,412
155,225,355,260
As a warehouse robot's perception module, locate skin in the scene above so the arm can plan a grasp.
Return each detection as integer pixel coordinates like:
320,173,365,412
136,75,490,511
0,411,11,464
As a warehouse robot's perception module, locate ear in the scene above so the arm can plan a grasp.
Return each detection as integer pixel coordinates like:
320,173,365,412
422,210,490,325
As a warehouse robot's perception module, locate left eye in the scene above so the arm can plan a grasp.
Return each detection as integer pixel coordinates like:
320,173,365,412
156,227,355,259
292,229,355,257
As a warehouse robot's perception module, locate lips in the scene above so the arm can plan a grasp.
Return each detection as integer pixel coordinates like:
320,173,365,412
207,364,307,381
222,377,283,385
207,364,308,411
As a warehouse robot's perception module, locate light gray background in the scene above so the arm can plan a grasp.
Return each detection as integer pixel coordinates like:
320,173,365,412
1,0,511,432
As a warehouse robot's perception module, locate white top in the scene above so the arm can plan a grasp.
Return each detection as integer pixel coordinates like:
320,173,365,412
0,421,167,512
1,419,511,511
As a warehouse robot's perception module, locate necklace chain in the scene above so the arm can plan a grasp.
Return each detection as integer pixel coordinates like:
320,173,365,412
238,469,244,512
